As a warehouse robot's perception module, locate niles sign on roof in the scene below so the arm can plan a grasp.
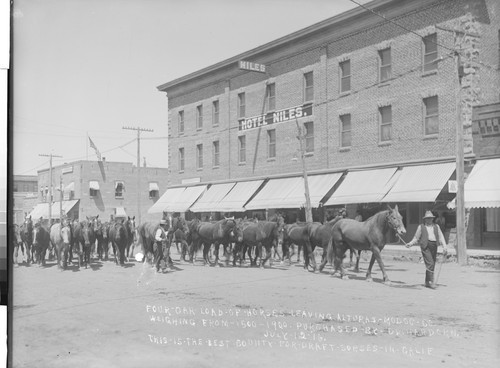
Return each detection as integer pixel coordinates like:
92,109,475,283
239,60,266,73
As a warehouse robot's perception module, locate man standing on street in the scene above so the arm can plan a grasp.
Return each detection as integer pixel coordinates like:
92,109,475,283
406,211,449,289
153,219,169,272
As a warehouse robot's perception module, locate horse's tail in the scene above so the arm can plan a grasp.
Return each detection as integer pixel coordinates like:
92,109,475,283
326,236,335,266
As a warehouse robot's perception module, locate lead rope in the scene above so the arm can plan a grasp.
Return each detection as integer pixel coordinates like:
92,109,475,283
397,233,446,277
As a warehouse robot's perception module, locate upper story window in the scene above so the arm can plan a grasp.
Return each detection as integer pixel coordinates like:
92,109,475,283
304,72,314,102
379,48,392,82
304,122,314,153
238,135,246,164
196,105,203,130
212,100,219,126
267,129,276,159
178,110,184,134
423,96,439,135
89,181,99,197
196,144,203,169
266,83,276,111
340,114,351,148
340,60,351,93
149,182,159,199
115,181,125,198
238,92,246,118
212,140,220,168
423,33,438,72
379,105,392,142
178,147,185,172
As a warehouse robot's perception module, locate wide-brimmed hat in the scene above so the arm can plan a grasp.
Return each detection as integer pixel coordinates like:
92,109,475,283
160,219,168,225
423,211,435,219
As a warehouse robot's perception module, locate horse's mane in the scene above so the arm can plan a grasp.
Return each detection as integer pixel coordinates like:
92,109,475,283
364,210,389,224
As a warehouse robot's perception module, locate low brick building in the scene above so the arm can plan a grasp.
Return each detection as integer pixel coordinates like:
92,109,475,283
30,160,169,224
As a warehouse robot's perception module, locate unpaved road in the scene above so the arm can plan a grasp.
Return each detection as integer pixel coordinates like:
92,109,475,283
10,250,500,368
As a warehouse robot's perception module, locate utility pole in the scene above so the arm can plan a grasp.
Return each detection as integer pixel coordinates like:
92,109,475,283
455,51,467,265
59,176,63,223
295,119,313,223
39,153,62,226
122,126,153,225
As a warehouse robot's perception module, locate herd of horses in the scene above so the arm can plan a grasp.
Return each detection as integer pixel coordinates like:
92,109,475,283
12,205,406,284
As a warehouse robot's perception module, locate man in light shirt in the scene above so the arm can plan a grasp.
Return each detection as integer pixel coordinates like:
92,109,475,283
406,211,449,289
153,219,169,272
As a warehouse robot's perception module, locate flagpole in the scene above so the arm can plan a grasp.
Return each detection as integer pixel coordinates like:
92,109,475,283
86,132,89,160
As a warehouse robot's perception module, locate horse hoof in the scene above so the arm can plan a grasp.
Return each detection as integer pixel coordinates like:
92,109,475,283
384,280,392,286
314,269,320,274
341,275,349,280
365,277,373,282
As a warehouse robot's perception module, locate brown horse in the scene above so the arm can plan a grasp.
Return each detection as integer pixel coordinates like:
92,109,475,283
12,224,23,266
327,205,406,284
233,215,285,268
32,219,50,266
167,217,190,262
282,222,315,270
188,218,241,266
308,215,344,272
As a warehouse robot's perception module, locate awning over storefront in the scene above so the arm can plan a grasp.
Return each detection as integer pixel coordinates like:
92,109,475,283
278,173,344,208
190,183,236,213
89,181,100,190
381,162,455,203
245,177,304,210
324,168,398,205
148,187,186,214
148,185,207,214
29,203,50,219
28,200,79,219
64,182,75,192
51,200,79,217
460,158,500,208
215,180,264,212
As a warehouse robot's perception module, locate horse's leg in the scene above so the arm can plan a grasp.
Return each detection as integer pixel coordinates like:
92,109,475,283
213,242,221,267
332,241,348,279
13,244,19,266
368,246,390,284
319,247,328,272
261,244,272,269
306,242,318,272
354,250,362,272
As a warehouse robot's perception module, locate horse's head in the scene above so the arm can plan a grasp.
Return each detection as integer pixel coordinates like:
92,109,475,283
126,216,136,238
80,221,92,245
61,225,71,244
231,219,244,243
386,205,406,235
175,217,189,235
24,215,33,227
32,222,44,246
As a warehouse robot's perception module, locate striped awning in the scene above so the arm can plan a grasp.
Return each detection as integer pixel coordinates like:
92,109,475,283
324,168,398,205
278,173,343,208
458,158,500,208
190,183,236,213
215,180,264,212
381,162,455,202
148,185,207,214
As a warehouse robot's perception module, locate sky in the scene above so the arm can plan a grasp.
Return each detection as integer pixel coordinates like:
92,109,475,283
12,0,369,176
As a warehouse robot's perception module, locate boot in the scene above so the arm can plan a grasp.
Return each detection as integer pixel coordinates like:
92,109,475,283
425,273,437,289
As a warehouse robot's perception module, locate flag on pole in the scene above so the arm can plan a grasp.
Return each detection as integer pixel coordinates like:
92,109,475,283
88,136,102,161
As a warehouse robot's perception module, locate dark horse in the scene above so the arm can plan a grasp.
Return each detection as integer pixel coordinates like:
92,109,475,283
50,221,72,270
109,217,135,266
327,205,406,285
282,222,315,270
123,216,136,261
94,218,109,261
307,216,344,273
188,218,241,266
32,219,50,266
20,215,34,265
233,215,285,268
74,218,96,269
167,217,190,262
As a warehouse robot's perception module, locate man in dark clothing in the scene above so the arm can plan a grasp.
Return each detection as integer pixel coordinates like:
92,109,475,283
406,211,449,289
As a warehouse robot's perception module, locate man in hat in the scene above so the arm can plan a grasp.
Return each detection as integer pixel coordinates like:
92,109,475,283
406,211,449,289
153,219,169,271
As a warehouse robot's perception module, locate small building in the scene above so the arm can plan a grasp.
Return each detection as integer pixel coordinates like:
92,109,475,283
12,175,38,225
28,160,169,224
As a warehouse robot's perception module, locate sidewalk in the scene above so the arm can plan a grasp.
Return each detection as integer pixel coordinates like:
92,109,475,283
383,243,500,260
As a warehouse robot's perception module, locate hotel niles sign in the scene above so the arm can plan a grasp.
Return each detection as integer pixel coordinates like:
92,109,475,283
238,103,313,132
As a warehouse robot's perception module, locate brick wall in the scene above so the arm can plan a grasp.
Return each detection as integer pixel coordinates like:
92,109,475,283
165,0,498,186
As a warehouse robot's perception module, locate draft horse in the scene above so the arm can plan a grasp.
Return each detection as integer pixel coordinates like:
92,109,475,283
50,221,72,270
326,205,406,285
188,218,241,266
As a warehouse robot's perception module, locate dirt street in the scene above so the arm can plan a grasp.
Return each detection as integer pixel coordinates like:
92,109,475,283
10,249,500,368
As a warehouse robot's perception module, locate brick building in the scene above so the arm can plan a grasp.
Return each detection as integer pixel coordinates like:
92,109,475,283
155,0,500,248
29,160,169,224
12,175,38,225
